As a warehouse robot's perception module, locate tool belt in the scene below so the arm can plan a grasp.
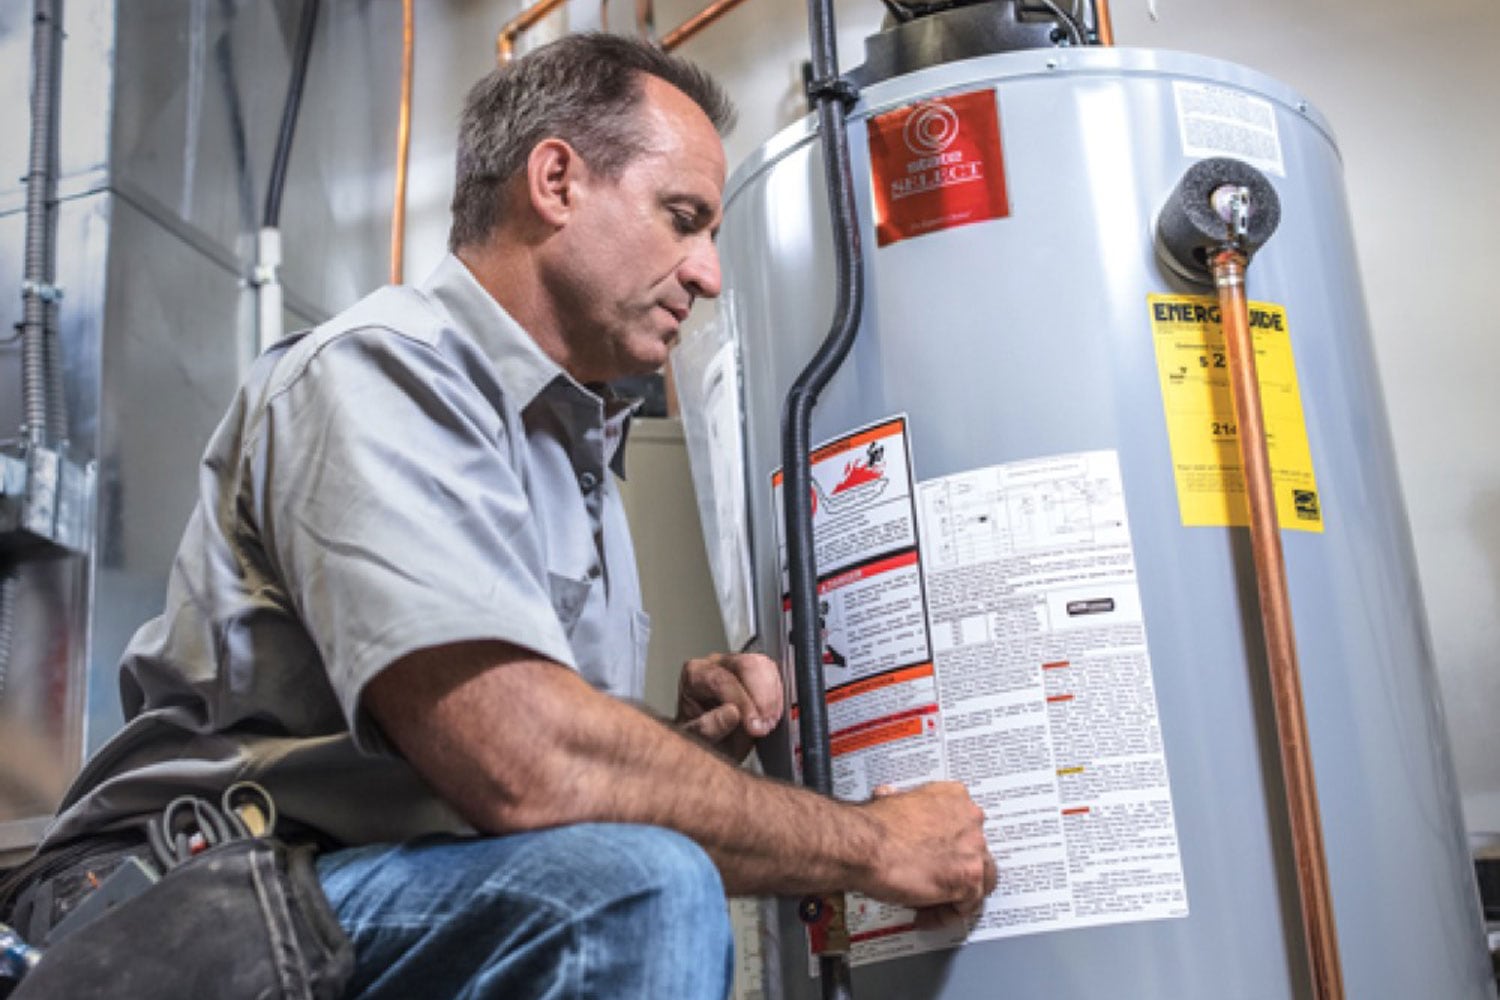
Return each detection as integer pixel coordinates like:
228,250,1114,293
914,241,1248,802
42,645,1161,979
0,788,351,1000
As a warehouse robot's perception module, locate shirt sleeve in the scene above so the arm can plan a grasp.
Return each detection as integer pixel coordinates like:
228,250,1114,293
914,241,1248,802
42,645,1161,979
245,326,574,753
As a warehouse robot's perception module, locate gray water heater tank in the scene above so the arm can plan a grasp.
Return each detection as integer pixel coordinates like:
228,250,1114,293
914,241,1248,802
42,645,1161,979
713,46,1494,999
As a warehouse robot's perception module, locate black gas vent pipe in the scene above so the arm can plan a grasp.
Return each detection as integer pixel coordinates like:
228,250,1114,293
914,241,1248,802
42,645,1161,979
780,0,863,990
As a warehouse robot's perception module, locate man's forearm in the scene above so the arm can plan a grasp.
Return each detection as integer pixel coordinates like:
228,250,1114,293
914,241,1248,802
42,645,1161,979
365,640,881,897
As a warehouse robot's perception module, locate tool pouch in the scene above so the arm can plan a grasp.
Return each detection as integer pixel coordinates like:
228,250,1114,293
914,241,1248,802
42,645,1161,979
7,837,351,1000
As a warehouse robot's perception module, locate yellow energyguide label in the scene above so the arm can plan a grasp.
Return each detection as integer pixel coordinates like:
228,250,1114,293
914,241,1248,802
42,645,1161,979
1148,294,1322,532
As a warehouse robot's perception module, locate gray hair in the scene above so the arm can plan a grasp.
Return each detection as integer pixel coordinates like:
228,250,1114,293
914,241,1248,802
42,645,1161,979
449,33,736,250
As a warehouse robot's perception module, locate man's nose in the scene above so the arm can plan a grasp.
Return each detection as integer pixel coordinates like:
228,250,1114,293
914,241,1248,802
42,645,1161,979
681,237,722,300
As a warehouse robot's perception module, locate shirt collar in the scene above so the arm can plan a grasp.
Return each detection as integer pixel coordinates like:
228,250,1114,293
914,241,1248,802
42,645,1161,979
420,253,639,479
421,253,565,410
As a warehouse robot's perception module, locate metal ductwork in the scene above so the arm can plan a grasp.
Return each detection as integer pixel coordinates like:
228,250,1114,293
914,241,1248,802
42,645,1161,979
0,2,403,851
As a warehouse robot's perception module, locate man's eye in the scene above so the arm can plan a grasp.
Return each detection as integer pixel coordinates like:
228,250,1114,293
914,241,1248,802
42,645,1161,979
671,210,697,234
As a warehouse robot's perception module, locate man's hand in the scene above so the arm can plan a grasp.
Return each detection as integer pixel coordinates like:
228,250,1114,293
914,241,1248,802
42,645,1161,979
675,652,783,762
859,782,997,928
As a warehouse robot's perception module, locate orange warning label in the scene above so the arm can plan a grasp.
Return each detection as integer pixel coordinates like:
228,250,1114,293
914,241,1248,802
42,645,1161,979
867,88,1010,247
826,663,934,704
831,714,927,756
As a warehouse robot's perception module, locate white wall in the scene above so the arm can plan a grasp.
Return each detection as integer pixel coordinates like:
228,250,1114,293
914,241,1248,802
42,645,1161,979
401,0,1500,832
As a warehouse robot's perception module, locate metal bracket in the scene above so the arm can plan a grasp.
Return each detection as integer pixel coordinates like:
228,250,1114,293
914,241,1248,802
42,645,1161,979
20,280,64,303
1211,184,1252,243
0,442,96,558
805,74,860,109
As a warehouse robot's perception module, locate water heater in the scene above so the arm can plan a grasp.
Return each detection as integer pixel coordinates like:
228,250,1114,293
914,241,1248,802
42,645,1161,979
695,43,1494,1000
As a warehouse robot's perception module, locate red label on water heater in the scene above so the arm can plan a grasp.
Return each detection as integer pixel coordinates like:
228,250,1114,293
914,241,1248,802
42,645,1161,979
867,89,1010,247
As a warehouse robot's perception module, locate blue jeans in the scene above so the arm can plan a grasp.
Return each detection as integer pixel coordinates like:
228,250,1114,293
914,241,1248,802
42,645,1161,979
315,823,733,1000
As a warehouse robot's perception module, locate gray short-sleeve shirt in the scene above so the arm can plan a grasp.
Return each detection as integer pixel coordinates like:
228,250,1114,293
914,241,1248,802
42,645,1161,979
44,255,649,848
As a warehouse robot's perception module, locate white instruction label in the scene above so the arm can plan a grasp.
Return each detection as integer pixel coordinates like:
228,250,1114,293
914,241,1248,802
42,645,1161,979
1174,80,1285,176
917,450,1187,953
775,430,1189,969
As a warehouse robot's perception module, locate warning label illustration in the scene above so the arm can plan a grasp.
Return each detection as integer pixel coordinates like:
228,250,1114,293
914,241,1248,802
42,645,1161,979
772,416,928,690
1148,294,1323,532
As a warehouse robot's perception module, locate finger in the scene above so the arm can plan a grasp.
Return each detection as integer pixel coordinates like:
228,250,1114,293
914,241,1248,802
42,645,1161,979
726,653,783,734
675,657,733,722
685,702,742,744
871,784,898,799
687,657,770,737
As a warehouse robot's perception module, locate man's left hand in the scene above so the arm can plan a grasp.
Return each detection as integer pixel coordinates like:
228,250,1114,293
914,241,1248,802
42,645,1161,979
676,652,783,763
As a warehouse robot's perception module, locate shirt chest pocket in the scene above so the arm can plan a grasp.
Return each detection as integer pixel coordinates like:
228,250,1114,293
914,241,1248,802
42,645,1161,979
546,571,591,635
545,573,650,700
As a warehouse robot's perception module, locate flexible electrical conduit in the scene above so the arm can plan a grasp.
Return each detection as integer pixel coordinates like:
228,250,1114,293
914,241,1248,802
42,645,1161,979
5,0,67,693
20,0,65,447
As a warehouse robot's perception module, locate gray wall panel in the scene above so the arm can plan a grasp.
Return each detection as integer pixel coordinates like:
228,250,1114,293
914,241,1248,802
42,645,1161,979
110,0,402,321
87,184,248,749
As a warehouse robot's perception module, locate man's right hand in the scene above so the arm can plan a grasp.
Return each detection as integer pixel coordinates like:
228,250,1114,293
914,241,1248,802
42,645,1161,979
858,781,996,927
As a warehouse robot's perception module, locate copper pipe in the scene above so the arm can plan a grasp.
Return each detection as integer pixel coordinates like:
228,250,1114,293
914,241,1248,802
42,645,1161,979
389,0,414,285
496,0,569,61
1213,249,1345,1000
660,0,752,51
1093,0,1114,45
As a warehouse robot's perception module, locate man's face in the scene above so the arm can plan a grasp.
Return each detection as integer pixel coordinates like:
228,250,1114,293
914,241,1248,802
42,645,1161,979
547,76,727,383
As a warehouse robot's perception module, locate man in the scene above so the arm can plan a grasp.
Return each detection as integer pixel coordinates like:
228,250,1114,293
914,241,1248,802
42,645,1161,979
15,34,994,998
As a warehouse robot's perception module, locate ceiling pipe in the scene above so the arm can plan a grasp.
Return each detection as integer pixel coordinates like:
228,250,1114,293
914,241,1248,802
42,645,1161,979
496,0,569,62
660,0,753,51
390,0,414,285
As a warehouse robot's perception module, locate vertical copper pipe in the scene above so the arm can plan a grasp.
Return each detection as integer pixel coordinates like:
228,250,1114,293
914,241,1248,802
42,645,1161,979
1213,249,1345,1000
1094,0,1114,45
661,0,752,50
389,0,414,286
496,0,570,62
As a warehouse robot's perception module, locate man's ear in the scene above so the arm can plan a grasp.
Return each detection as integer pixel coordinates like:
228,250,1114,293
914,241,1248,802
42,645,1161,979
526,138,585,228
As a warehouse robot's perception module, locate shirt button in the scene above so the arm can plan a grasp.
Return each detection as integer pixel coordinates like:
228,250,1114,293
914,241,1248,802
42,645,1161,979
588,564,602,580
579,471,599,494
